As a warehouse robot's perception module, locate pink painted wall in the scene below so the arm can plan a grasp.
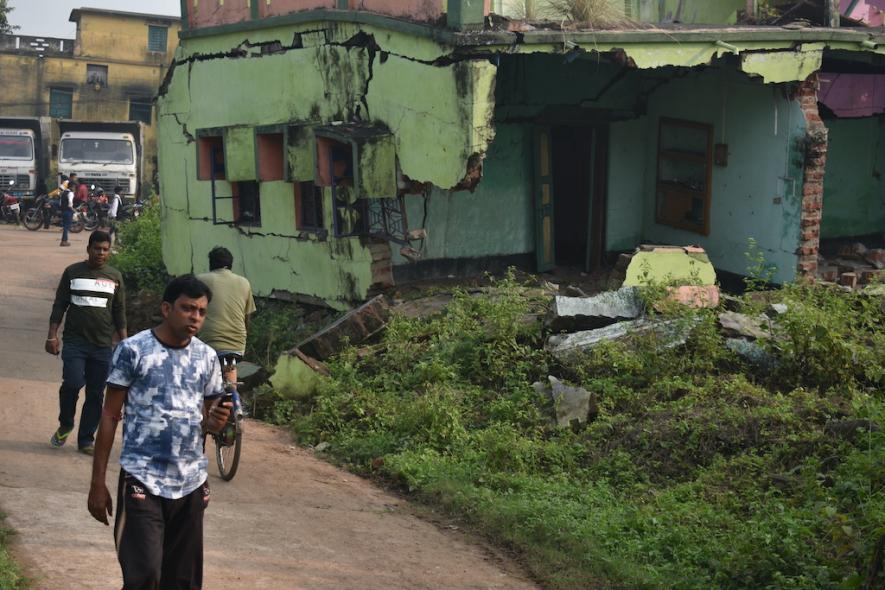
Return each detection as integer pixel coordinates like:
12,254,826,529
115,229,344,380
260,0,335,19
841,0,885,26
189,0,490,28
190,0,252,29
820,73,885,118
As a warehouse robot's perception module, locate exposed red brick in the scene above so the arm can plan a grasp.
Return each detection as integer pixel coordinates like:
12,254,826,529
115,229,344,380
840,272,858,288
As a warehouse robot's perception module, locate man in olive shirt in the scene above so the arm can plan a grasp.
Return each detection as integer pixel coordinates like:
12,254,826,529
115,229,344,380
46,231,126,454
196,247,255,362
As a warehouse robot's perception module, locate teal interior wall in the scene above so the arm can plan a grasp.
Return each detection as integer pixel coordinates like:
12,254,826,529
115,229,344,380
636,0,746,24
607,117,648,251
392,123,534,265
822,117,885,238
641,67,806,284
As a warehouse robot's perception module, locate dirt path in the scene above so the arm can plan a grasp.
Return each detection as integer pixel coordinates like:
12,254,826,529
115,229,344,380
0,225,539,590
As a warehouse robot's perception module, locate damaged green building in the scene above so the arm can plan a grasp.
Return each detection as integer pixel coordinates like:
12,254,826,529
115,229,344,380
158,0,885,307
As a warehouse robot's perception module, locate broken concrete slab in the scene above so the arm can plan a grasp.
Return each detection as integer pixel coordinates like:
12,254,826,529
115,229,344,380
298,295,390,360
725,338,777,369
547,317,694,360
623,245,717,287
532,376,596,428
270,349,330,400
666,285,720,309
718,311,771,340
547,287,643,332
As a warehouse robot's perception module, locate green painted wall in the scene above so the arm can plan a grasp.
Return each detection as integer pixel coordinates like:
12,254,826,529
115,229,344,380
391,123,534,265
822,118,885,239
607,117,648,251
158,19,498,306
636,0,746,24
640,67,806,284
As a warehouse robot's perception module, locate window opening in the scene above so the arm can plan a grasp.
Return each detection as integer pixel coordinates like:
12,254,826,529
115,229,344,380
49,88,73,118
129,98,152,125
232,181,261,226
86,64,108,88
295,181,324,232
655,118,713,235
148,25,168,53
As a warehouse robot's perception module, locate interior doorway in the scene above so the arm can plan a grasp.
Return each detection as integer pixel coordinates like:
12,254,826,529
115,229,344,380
543,125,608,272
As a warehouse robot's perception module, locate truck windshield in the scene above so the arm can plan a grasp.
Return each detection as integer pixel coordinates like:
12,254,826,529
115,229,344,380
60,139,133,164
0,136,34,160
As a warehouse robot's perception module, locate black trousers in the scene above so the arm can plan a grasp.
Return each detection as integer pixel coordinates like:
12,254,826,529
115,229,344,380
114,470,210,590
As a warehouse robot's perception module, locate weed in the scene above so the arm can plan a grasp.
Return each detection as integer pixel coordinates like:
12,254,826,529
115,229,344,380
276,273,883,589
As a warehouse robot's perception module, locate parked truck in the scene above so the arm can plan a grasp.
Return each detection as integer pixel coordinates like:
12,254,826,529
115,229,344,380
0,117,50,198
56,120,144,198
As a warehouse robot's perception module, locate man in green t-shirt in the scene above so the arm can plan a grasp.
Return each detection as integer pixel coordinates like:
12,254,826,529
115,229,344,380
196,247,256,370
46,230,126,453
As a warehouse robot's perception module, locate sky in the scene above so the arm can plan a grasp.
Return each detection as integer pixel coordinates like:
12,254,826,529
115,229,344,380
8,0,181,38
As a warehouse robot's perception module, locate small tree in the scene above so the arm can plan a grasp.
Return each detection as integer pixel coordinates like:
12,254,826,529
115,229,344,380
0,0,19,35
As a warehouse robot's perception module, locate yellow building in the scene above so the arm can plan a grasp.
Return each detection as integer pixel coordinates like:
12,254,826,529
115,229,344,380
0,8,181,192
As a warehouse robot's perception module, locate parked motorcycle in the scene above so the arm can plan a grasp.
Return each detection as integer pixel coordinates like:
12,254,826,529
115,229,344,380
22,193,85,233
1,180,21,224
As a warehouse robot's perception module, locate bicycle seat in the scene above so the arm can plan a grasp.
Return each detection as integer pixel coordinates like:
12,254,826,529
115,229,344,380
217,352,244,363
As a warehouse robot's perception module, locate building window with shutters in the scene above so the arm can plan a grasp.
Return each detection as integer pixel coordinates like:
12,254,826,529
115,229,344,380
86,64,108,88
147,25,168,53
49,88,73,118
129,98,152,125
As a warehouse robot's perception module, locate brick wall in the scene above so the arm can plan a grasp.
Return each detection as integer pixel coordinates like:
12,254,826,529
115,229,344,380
796,74,828,278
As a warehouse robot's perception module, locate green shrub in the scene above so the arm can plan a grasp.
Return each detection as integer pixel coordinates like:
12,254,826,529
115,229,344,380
277,275,884,590
108,199,168,294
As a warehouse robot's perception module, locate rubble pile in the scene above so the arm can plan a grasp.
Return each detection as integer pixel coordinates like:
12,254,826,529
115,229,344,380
817,242,885,288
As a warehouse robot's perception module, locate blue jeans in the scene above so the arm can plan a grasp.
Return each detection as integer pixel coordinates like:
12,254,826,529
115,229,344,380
58,338,112,448
61,209,73,242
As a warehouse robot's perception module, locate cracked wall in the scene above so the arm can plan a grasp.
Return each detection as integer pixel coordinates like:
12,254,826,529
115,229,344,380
158,19,498,306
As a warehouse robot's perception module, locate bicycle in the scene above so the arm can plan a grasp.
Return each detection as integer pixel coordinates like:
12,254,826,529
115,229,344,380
209,353,245,481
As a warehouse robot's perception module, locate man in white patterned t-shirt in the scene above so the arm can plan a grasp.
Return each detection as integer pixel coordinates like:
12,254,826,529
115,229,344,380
87,275,230,589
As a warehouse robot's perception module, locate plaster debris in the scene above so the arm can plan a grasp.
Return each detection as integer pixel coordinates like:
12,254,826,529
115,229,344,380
532,376,596,428
547,288,643,332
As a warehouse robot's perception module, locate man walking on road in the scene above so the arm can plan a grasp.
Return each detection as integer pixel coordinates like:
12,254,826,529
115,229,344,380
46,230,126,453
88,275,229,589
197,247,255,380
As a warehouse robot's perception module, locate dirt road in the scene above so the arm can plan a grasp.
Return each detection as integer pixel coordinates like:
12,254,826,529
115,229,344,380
0,225,538,590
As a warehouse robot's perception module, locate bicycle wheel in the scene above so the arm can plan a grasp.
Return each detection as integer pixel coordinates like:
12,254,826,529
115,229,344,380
22,208,42,231
214,415,242,481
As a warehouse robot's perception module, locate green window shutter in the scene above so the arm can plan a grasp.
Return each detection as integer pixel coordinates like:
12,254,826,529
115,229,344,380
148,25,168,53
355,134,396,199
49,88,73,118
286,126,315,182
223,127,257,182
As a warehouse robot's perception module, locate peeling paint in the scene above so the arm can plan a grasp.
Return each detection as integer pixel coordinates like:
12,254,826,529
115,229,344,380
741,44,825,84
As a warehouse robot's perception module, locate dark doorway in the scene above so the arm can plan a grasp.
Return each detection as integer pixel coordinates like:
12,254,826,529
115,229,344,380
550,125,607,271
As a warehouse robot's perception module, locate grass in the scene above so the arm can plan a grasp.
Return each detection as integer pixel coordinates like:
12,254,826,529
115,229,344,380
0,515,28,590
275,272,884,589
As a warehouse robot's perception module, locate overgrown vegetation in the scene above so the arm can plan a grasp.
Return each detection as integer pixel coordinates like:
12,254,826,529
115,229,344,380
0,514,28,590
108,199,168,294
279,272,884,589
505,0,630,26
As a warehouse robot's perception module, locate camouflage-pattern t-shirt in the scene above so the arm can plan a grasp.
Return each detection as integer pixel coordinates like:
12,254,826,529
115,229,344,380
108,329,224,499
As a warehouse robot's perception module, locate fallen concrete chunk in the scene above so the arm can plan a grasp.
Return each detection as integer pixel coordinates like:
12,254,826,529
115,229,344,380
270,349,330,400
718,311,770,340
766,303,789,317
725,338,777,369
623,245,717,287
666,285,720,309
547,317,694,360
547,287,643,332
298,295,390,360
532,376,596,428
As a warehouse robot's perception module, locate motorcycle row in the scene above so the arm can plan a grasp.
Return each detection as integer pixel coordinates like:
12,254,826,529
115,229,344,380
0,180,144,233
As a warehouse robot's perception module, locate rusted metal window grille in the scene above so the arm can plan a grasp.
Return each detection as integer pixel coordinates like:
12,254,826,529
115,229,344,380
148,25,168,53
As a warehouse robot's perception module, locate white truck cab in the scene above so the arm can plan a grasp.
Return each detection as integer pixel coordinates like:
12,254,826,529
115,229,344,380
58,131,138,197
0,128,38,197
